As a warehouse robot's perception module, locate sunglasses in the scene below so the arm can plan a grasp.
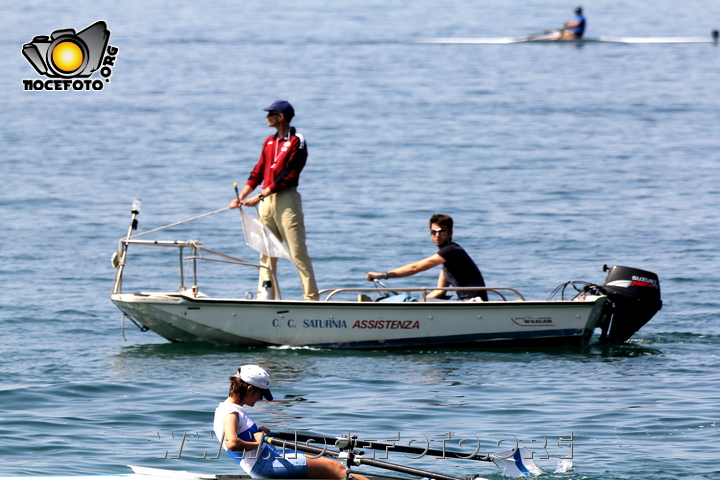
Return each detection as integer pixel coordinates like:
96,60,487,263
430,229,448,236
266,111,279,117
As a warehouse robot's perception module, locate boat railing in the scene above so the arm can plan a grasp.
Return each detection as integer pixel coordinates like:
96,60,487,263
319,286,525,302
111,238,282,299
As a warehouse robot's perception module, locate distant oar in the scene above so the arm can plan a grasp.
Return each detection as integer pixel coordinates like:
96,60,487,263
264,436,468,480
522,28,560,42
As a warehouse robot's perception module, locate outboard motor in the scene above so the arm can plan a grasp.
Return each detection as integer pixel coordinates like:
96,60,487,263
598,265,662,343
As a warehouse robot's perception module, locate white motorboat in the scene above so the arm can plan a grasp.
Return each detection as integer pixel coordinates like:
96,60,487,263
110,208,662,349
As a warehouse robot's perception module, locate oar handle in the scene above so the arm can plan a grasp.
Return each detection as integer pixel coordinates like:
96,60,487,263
269,431,492,462
264,436,468,480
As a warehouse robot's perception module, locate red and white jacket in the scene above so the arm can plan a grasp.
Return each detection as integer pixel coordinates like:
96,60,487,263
246,127,308,194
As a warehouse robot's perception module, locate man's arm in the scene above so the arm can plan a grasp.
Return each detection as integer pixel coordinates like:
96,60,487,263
426,268,449,298
229,147,267,208
366,254,445,281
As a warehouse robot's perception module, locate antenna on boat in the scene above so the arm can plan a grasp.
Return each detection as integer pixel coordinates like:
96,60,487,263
127,198,142,238
112,198,143,296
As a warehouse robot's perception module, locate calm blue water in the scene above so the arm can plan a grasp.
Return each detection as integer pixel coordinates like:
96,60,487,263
1,1,719,478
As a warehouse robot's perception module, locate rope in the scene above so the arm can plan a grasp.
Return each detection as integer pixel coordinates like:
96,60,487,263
128,207,231,239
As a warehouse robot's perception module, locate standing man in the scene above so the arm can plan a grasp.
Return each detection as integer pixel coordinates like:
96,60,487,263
229,101,319,301
366,214,488,301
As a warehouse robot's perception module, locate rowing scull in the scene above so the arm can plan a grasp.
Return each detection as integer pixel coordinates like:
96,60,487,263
416,30,719,45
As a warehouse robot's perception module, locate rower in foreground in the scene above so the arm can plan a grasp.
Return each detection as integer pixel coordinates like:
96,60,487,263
214,365,370,479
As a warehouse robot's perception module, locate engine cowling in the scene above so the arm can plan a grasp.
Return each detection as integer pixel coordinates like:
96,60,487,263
598,265,662,343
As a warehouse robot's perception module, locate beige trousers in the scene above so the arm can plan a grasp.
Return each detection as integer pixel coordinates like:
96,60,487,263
257,188,319,301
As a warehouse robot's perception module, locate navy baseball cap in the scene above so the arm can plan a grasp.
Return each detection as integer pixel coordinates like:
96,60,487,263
264,100,294,120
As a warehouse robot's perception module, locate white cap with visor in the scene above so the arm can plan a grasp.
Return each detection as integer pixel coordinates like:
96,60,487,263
235,364,273,401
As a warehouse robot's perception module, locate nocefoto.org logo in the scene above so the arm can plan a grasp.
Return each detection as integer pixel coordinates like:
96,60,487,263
22,20,119,91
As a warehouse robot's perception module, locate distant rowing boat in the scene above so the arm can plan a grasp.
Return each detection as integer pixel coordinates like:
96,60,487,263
416,29,719,45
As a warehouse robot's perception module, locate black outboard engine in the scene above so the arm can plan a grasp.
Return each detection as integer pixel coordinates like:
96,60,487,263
598,265,662,343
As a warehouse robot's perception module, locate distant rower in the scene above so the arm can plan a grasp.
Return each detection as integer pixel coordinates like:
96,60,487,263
557,6,586,40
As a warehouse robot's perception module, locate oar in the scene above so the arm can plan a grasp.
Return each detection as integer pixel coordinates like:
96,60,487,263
270,430,492,461
523,28,560,41
264,436,468,480
269,431,541,476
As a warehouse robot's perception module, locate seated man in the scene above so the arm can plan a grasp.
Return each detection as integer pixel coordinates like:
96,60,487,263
366,214,488,301
558,7,586,40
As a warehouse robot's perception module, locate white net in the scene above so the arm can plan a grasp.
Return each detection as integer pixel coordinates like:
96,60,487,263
239,208,292,261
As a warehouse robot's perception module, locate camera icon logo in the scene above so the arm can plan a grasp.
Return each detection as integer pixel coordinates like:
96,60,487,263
22,21,110,78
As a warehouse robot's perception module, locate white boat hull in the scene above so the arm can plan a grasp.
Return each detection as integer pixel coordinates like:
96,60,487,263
112,293,607,349
0,465,452,480
0,465,246,479
416,35,718,44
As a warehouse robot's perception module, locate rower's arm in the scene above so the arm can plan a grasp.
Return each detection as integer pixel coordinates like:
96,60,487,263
222,413,264,452
366,254,445,281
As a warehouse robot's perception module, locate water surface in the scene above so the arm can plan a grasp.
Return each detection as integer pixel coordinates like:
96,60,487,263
1,1,719,479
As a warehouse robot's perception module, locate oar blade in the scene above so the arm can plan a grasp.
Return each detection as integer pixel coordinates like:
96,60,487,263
490,447,543,476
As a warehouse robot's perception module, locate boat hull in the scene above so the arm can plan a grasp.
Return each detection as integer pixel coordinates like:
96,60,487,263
0,465,437,480
112,293,607,349
416,36,718,44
